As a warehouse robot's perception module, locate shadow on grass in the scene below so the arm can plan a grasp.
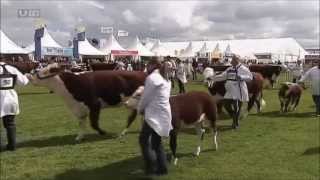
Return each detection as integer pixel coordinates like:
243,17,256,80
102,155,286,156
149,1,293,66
251,111,315,118
54,156,151,180
302,147,320,155
18,133,117,148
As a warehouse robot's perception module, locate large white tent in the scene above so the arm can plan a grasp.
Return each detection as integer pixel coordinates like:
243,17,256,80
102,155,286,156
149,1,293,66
179,42,197,58
25,27,63,54
78,38,106,56
1,30,28,54
127,37,154,56
99,34,125,54
150,40,172,57
161,38,307,63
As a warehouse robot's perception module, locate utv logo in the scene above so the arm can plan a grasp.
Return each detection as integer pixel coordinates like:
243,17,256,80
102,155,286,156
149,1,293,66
17,9,40,18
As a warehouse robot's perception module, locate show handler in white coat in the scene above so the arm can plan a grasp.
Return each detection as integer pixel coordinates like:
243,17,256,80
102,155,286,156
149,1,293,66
213,55,253,129
176,59,187,94
0,61,29,151
138,58,172,176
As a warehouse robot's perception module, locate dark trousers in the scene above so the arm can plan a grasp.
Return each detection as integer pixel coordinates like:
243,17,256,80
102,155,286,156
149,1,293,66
312,95,320,115
177,79,186,94
192,70,197,80
224,99,242,129
139,122,168,175
1,115,16,151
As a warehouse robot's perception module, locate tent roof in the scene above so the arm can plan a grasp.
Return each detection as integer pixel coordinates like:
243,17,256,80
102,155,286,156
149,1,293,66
100,34,124,54
199,42,210,53
179,42,197,57
1,30,28,54
25,27,63,52
79,38,106,56
127,37,154,56
150,40,172,56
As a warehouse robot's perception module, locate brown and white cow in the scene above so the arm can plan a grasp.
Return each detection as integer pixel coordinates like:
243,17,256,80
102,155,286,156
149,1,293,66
26,63,146,141
207,72,265,115
90,62,117,71
125,88,218,165
278,82,303,113
249,64,282,88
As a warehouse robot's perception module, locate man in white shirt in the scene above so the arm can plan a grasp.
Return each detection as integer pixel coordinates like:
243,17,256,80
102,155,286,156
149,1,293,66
176,59,187,94
0,61,29,151
289,60,304,83
138,58,172,176
299,61,320,116
213,55,253,129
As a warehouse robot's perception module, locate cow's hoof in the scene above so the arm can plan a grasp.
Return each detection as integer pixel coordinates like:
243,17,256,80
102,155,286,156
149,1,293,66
75,136,84,142
194,147,201,157
98,130,106,135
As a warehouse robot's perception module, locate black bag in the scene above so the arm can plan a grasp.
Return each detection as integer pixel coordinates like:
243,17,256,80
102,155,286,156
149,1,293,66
0,64,17,90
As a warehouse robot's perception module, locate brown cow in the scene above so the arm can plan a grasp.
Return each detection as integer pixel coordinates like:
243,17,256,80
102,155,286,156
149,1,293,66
125,88,218,165
208,72,265,115
278,82,303,113
26,63,146,141
90,62,117,71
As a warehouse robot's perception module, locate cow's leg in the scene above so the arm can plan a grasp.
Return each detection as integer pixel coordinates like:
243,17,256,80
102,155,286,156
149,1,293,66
223,99,235,118
89,102,106,135
194,121,205,156
284,99,290,113
280,97,284,113
292,96,301,112
120,110,137,138
169,129,178,165
75,116,87,142
217,102,223,114
247,94,255,113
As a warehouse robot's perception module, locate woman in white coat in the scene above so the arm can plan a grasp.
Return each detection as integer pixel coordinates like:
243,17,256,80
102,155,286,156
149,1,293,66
213,55,252,129
138,58,172,176
176,59,187,94
0,61,29,151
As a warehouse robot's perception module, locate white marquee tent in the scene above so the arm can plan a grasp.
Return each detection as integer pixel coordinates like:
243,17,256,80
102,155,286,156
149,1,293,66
78,38,106,56
100,34,125,54
1,30,28,54
179,42,197,58
127,37,154,57
150,40,172,57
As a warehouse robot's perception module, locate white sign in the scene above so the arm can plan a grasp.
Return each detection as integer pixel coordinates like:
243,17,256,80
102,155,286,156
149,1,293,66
117,30,129,37
101,27,113,34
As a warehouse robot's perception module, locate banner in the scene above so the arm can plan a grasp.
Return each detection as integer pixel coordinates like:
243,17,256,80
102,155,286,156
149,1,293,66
101,26,113,34
117,30,129,37
77,31,85,41
34,27,44,61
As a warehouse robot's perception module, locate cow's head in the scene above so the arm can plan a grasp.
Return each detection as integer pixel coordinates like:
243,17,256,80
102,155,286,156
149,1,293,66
124,86,144,109
203,67,215,87
26,63,63,86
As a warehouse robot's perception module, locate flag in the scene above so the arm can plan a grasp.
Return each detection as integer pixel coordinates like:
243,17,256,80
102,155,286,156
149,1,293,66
101,26,113,34
117,30,129,37
34,27,44,61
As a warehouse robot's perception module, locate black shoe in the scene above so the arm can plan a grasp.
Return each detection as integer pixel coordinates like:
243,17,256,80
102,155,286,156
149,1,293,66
155,169,168,176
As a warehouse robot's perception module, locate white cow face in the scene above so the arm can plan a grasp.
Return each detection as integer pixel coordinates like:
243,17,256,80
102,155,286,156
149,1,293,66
125,86,144,109
203,67,215,87
26,63,61,86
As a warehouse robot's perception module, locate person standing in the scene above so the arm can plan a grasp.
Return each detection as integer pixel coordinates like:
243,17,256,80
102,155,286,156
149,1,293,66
289,60,303,83
213,55,253,129
299,61,320,116
192,58,198,80
0,61,29,151
138,58,172,176
176,59,187,94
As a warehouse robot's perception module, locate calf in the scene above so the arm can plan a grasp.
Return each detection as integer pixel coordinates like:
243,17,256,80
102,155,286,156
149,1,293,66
125,88,218,165
26,63,146,141
278,82,303,113
207,71,265,114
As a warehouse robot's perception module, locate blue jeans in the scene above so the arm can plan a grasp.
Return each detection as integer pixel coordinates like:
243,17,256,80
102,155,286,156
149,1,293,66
312,95,320,115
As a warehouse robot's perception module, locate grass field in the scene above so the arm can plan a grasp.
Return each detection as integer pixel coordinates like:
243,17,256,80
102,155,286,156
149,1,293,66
0,78,319,180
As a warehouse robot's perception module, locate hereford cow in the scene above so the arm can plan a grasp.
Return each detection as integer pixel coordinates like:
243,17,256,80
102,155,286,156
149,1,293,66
90,62,117,71
278,82,303,113
26,63,146,141
124,88,218,165
249,64,282,88
208,72,265,114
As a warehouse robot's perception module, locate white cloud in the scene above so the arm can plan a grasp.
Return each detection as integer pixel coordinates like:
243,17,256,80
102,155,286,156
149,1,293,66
192,16,213,32
80,1,104,10
122,9,140,24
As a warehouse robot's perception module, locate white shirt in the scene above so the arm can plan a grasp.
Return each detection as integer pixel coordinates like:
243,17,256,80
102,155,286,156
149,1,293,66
138,69,172,137
0,62,29,118
214,64,253,102
299,66,320,95
177,63,187,83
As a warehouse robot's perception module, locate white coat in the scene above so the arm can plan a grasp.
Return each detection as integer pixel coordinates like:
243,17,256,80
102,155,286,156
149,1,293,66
0,62,29,118
138,69,172,137
299,66,320,95
176,63,187,83
213,64,253,102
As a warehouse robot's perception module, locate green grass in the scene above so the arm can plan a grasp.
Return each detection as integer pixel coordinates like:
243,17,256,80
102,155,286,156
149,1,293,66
0,79,319,180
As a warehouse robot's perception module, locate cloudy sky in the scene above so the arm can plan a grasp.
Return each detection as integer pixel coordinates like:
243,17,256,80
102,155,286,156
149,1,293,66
1,0,319,48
